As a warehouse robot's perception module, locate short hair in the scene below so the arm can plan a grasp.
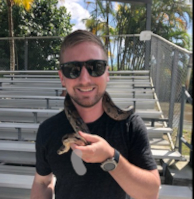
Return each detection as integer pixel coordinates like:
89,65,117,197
59,30,107,63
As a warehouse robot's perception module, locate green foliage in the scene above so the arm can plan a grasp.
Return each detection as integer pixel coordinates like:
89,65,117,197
151,0,192,50
0,0,73,70
115,0,192,50
114,0,192,70
83,1,117,70
116,4,146,34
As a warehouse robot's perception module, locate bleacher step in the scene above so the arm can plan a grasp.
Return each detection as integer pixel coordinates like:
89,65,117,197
0,140,184,161
0,187,31,199
149,138,170,146
159,185,192,199
151,149,185,160
0,123,171,139
0,141,35,152
0,165,35,175
0,173,33,189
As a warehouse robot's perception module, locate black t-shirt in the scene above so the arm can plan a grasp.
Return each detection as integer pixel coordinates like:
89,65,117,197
35,110,157,199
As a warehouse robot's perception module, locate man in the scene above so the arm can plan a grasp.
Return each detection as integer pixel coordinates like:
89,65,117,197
31,30,160,199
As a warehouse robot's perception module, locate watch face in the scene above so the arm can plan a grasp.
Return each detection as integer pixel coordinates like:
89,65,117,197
101,149,120,172
104,162,116,171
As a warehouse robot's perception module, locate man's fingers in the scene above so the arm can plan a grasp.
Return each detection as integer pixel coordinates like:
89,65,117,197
78,131,99,143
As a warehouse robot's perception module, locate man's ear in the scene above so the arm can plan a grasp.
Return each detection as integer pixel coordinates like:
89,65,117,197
58,70,66,87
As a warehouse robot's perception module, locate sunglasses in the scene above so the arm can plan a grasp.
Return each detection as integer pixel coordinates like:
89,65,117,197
60,59,107,79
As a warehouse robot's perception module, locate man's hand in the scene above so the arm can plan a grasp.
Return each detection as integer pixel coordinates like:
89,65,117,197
70,131,114,163
70,132,160,199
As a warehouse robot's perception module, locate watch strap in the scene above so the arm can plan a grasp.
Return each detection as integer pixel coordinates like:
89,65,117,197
114,149,120,163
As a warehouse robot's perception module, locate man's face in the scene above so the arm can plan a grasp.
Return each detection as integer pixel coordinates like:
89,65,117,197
59,41,109,108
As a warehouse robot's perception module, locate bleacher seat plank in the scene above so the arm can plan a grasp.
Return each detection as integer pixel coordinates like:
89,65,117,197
0,173,33,189
0,95,155,101
0,94,64,100
0,95,64,109
149,138,170,146
0,130,36,141
0,122,172,142
0,108,163,119
0,108,61,113
147,127,172,139
3,74,150,80
0,108,60,123
0,95,157,110
3,75,59,78
0,91,153,98
0,165,35,175
1,131,165,142
0,79,151,88
0,86,66,96
0,139,183,161
0,151,35,165
109,70,150,75
146,127,172,134
0,70,59,75
0,123,39,129
135,110,162,118
0,122,168,133
159,185,192,199
0,86,65,91
0,140,35,152
151,149,183,160
0,108,164,126
0,70,150,75
1,86,153,93
0,141,35,165
0,187,31,199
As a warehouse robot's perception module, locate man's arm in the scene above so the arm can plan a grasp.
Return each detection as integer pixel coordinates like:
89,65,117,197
109,154,160,199
71,131,161,199
30,172,54,199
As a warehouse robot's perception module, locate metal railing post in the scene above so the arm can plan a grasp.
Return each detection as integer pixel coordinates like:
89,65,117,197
176,86,186,153
189,128,193,167
168,50,178,128
144,2,152,70
185,54,193,90
24,38,28,70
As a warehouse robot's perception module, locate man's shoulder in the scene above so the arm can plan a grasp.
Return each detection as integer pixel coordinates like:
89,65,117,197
125,113,146,132
126,113,143,124
36,110,71,143
39,110,67,130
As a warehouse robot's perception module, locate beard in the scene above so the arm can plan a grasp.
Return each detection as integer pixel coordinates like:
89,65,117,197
70,91,105,108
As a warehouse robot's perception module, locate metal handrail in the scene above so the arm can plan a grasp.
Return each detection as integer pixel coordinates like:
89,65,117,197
176,85,193,165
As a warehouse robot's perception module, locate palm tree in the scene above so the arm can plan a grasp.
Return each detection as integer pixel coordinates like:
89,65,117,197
151,0,192,49
115,0,192,69
6,0,33,70
83,0,116,69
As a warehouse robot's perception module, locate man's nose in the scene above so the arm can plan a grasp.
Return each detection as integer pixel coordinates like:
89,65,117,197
78,66,92,83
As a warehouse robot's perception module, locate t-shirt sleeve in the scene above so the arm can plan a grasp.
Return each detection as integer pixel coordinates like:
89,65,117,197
126,114,157,170
35,124,52,176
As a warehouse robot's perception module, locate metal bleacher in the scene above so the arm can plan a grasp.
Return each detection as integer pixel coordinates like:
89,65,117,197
0,70,191,199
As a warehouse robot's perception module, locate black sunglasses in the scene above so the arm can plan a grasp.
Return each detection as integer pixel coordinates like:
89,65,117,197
60,60,107,79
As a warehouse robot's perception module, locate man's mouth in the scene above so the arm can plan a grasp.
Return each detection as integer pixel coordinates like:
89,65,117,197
78,87,95,92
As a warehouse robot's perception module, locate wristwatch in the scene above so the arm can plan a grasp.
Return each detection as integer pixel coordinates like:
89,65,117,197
100,149,120,172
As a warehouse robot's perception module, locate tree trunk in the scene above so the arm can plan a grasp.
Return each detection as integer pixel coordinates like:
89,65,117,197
120,37,130,70
6,0,15,71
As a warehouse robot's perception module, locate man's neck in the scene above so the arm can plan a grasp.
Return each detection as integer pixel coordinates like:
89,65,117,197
73,100,104,123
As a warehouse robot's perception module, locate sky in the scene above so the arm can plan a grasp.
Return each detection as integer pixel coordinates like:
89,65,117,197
57,0,91,31
57,0,193,37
